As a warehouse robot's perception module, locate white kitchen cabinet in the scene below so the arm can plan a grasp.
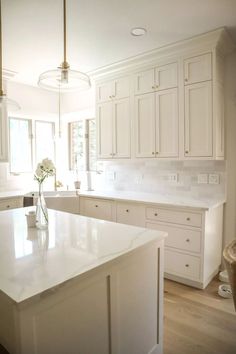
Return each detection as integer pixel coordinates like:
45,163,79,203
155,88,178,157
135,93,156,158
97,97,130,159
146,204,223,288
184,53,212,85
0,104,8,162
79,197,114,221
184,81,213,157
134,62,178,95
116,202,145,227
135,88,179,158
96,76,130,103
0,197,23,211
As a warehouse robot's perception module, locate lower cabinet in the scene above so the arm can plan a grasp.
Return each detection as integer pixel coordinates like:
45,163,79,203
0,197,23,211
79,196,223,288
116,202,145,227
79,197,114,221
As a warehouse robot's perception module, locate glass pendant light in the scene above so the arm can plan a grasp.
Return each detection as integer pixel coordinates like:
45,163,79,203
38,0,91,92
0,0,20,111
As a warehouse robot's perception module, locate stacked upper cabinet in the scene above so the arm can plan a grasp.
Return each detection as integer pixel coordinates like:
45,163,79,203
96,76,130,159
184,52,225,159
134,62,179,158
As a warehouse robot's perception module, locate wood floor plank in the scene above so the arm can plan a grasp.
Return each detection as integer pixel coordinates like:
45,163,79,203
164,278,236,354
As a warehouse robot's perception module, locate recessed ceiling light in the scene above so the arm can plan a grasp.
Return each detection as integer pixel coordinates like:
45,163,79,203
130,27,147,37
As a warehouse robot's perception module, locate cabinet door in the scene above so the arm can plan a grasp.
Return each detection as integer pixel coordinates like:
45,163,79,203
0,104,8,161
114,77,130,100
96,81,113,103
134,69,155,95
81,198,113,221
184,53,212,85
155,62,178,90
184,81,213,157
113,98,130,158
155,88,178,157
135,93,156,158
116,202,145,227
97,102,113,158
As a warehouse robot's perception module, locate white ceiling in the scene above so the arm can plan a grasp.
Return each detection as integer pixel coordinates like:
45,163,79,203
2,0,236,86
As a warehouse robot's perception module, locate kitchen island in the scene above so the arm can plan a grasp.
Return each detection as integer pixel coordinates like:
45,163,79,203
0,207,166,354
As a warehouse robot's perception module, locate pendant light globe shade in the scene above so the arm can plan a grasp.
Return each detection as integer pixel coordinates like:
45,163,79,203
0,95,20,111
38,67,91,92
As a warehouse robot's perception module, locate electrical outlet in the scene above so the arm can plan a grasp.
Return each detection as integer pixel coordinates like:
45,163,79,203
209,174,220,184
168,173,178,183
198,174,208,184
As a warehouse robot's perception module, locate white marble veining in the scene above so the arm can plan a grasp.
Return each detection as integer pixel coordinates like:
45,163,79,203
0,207,166,304
78,190,225,210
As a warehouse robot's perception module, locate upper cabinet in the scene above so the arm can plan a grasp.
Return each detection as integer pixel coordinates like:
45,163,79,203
184,53,212,85
93,29,234,161
97,76,131,159
134,62,178,95
97,76,130,103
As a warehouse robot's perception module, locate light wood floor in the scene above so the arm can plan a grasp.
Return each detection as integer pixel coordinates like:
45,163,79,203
164,278,236,354
1,278,236,354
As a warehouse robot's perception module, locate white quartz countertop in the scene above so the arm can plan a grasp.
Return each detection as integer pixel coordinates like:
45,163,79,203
0,189,225,210
0,207,166,305
78,190,225,210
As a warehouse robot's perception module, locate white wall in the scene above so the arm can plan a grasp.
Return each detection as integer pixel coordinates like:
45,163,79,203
224,50,236,245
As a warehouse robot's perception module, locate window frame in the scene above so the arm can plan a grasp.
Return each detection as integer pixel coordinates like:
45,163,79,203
69,118,96,172
9,117,56,175
34,120,56,164
9,116,33,174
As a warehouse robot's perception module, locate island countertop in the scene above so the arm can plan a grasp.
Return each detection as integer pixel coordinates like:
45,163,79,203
0,207,166,305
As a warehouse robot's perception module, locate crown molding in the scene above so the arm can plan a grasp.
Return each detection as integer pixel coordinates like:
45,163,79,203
89,27,236,82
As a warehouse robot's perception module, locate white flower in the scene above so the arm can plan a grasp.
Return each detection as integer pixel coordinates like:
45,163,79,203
34,158,56,184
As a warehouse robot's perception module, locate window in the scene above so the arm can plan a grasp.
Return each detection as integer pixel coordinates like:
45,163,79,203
9,117,56,174
9,118,32,173
35,121,55,163
70,119,96,171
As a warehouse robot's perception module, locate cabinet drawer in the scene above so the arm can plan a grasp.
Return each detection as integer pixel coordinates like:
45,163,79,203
0,198,22,211
81,198,113,221
165,249,201,280
146,207,202,227
146,222,201,253
116,202,145,227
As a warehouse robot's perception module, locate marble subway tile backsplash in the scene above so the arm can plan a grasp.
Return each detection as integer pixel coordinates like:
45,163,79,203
95,160,226,199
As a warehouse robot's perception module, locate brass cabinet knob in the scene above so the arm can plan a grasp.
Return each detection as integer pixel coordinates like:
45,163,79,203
185,78,188,82
6,205,10,208
156,152,159,154
126,209,129,213
95,205,98,208
154,213,158,216
186,217,190,221
185,151,189,154
152,152,155,155
185,264,189,268
186,238,190,242
152,85,155,89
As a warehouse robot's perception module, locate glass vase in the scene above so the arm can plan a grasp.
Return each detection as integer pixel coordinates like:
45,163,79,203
36,184,48,230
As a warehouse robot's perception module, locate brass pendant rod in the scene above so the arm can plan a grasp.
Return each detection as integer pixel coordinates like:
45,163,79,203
63,0,67,65
0,0,3,95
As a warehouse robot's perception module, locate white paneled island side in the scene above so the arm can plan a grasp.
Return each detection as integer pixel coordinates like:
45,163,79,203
0,207,166,354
